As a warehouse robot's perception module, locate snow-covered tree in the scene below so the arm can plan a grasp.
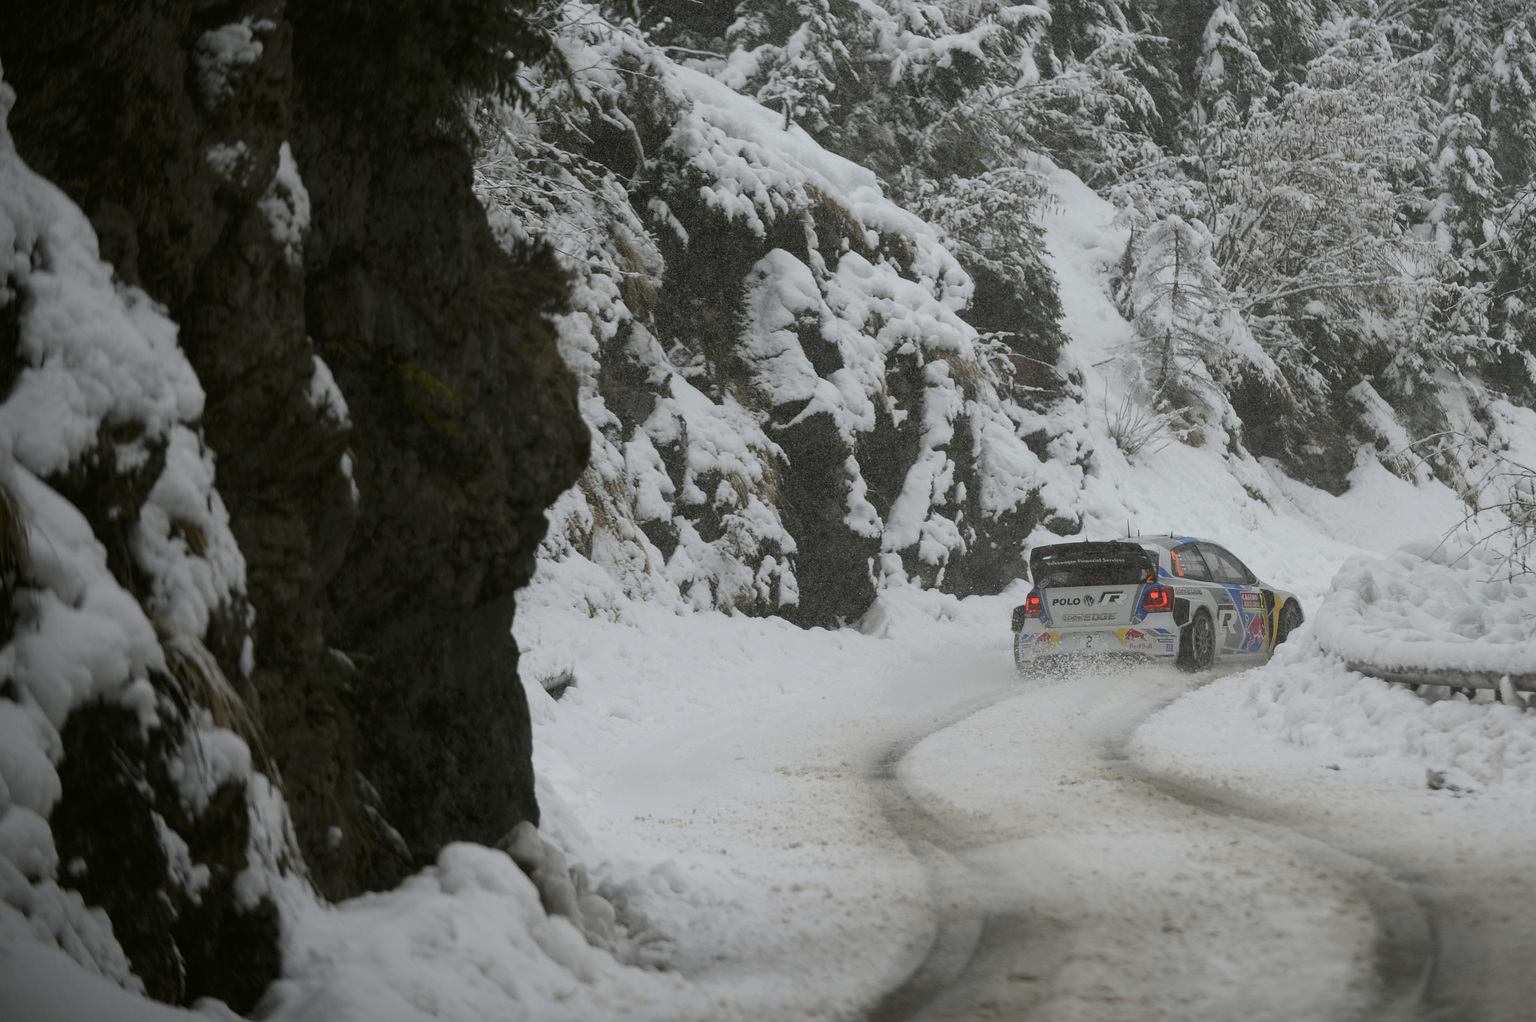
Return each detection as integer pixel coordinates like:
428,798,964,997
1410,1,1536,391
1194,0,1274,120
1200,33,1447,402
724,0,858,133
1122,214,1281,431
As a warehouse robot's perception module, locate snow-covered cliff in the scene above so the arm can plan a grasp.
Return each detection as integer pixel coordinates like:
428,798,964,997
478,9,1087,628
0,69,298,1009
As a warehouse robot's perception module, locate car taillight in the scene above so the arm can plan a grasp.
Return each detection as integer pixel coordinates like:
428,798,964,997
1013,590,1045,631
1140,584,1173,613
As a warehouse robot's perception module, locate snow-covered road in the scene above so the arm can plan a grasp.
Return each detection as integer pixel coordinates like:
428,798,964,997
867,656,1536,1022
53,574,1534,1022
880,667,1388,1021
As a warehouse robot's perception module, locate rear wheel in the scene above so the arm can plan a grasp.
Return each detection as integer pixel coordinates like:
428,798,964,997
1014,635,1035,678
1178,611,1215,672
1275,601,1304,646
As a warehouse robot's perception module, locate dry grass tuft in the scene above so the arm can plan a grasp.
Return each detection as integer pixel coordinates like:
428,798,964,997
1105,391,1171,458
748,444,783,507
614,234,657,321
805,184,867,247
163,634,270,768
0,480,28,590
170,520,209,558
939,350,989,400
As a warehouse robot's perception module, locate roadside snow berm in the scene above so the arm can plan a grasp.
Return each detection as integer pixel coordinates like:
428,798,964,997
1315,540,1536,703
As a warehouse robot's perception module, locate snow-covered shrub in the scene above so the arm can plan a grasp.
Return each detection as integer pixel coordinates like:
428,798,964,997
1102,390,1169,458
1411,401,1536,579
1117,213,1285,438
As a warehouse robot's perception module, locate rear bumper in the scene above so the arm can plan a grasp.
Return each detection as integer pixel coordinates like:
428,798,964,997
1014,624,1180,666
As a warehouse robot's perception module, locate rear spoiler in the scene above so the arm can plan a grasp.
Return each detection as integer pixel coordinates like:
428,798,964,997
1027,540,1156,583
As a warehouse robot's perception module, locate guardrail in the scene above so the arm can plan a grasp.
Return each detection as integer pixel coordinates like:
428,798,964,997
1341,660,1536,705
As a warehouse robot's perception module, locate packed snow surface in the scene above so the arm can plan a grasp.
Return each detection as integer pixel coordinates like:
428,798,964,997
900,671,1377,1022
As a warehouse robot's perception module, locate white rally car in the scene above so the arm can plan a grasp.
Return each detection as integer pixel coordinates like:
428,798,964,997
1012,536,1304,673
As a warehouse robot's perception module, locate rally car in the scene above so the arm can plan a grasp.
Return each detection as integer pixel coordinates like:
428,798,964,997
1012,536,1304,674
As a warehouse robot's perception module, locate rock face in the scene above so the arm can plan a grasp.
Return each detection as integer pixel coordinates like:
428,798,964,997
481,21,1080,628
289,52,586,890
1,0,584,1005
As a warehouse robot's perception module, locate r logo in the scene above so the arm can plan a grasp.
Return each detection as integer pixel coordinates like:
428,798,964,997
1219,608,1238,634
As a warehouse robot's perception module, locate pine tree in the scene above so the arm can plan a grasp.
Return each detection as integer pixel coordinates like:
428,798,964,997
1125,214,1277,423
1229,0,1328,91
726,0,859,133
1414,1,1536,389
1194,0,1274,120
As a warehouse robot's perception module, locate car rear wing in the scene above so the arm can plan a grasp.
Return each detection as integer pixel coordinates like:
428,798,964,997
1028,541,1157,589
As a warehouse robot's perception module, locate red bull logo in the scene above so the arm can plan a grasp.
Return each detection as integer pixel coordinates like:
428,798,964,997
1035,631,1056,645
1116,627,1149,644
1246,611,1267,649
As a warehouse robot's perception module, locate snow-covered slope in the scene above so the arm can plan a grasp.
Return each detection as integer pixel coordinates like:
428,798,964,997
477,13,1084,628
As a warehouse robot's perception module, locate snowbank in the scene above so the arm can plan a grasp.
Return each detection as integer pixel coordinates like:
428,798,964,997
1313,540,1536,679
1135,635,1536,793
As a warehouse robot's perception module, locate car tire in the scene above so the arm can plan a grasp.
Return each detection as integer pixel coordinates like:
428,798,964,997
1275,601,1303,646
1178,611,1215,672
1015,654,1048,680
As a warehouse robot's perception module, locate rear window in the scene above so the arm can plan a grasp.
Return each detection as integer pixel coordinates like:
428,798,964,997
1029,542,1155,588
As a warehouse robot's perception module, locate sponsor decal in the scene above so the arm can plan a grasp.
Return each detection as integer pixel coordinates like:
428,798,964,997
1065,612,1118,623
1099,591,1126,605
1245,611,1267,649
1052,597,1081,606
1163,643,1177,652
1174,587,1203,596
1241,592,1263,610
1035,631,1056,645
1116,627,1149,644
1149,628,1174,636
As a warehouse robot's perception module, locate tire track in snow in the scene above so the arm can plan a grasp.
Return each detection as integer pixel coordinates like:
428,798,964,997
865,689,1039,1022
1099,731,1438,1022
866,672,1443,1022
866,684,1101,1022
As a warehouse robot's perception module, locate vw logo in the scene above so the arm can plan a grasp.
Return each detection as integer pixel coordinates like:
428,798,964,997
1083,594,1095,606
